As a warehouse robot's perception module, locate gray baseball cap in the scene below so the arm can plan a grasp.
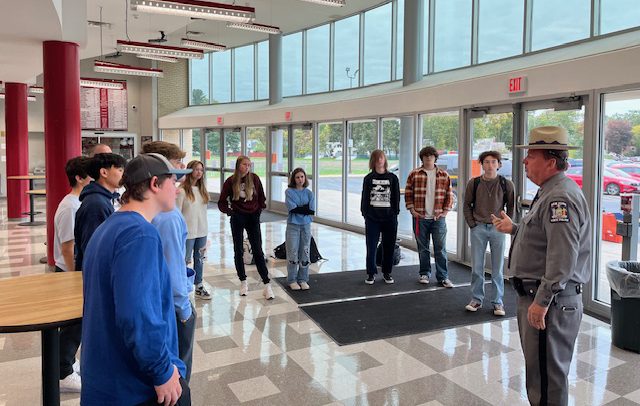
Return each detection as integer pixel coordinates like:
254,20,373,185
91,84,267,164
122,153,192,186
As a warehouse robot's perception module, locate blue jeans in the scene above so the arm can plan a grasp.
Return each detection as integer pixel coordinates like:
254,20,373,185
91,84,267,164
185,236,207,285
469,223,505,305
413,217,448,281
286,223,311,283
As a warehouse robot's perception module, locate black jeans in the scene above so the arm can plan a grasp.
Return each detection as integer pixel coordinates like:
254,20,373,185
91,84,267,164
55,266,82,379
365,218,398,275
176,304,196,383
230,212,270,283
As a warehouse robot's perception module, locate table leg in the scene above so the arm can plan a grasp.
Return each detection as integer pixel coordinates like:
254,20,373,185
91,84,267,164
41,328,60,406
29,193,35,223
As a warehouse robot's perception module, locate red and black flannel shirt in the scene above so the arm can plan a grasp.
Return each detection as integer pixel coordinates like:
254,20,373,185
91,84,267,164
404,165,454,217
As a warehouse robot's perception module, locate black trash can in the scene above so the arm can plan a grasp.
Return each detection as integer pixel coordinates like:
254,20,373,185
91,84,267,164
606,261,640,353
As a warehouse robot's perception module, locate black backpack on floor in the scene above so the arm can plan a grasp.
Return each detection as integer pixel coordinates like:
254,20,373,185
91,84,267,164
273,236,324,263
376,242,402,266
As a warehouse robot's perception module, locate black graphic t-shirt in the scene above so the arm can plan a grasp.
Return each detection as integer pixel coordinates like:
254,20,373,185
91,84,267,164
361,171,400,221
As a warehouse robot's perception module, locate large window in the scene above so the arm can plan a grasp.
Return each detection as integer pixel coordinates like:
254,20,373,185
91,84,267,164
247,127,267,179
257,41,269,99
283,32,303,97
346,120,378,226
234,45,254,102
531,0,590,51
364,3,392,85
478,0,524,63
318,122,344,222
396,0,404,80
306,24,330,94
597,90,640,305
334,15,360,90
212,50,231,103
600,0,640,34
433,0,472,72
190,54,210,105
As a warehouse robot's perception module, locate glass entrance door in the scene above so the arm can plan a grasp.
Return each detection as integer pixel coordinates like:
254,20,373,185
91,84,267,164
465,107,514,266
222,128,242,187
204,128,222,197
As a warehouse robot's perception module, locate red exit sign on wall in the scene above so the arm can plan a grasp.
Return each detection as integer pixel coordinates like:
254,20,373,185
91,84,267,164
508,76,527,94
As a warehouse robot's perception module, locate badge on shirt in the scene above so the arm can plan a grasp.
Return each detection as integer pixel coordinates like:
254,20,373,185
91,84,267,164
549,201,569,223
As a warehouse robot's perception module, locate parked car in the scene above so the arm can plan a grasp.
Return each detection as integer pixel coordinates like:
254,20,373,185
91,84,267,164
609,163,640,181
566,167,640,195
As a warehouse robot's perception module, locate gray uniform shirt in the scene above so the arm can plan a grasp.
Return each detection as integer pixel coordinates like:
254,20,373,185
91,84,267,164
509,172,592,307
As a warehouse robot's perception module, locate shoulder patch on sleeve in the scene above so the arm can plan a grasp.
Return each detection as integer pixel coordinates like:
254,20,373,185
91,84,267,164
549,201,569,223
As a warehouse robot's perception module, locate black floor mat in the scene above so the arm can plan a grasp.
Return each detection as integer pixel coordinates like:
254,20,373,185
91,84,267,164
276,262,491,304
301,284,517,345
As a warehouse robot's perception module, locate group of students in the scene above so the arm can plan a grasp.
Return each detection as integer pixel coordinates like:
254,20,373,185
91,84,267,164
361,147,514,317
50,138,513,404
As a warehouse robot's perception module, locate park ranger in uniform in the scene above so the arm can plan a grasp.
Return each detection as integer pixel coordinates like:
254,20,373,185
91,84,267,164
492,126,591,406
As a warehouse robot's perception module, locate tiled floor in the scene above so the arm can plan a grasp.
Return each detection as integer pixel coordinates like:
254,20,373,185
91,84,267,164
1,202,639,405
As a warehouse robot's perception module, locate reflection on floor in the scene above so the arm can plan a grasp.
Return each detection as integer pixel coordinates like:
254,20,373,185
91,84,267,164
1,202,639,406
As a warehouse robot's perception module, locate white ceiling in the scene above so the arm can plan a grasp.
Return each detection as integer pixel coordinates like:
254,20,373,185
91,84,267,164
0,0,385,84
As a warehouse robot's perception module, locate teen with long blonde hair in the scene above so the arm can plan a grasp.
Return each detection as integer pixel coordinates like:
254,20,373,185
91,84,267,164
218,156,274,299
177,160,211,300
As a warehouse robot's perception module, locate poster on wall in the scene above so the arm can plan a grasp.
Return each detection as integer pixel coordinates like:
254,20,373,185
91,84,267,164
81,78,128,131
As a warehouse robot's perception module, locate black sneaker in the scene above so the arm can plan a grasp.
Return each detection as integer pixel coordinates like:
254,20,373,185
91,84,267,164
383,274,394,284
365,275,375,285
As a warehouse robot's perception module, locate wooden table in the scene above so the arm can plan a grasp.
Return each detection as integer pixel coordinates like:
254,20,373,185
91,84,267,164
0,272,83,405
6,176,46,226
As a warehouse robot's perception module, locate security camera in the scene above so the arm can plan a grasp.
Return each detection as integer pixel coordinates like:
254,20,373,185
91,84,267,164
132,105,137,110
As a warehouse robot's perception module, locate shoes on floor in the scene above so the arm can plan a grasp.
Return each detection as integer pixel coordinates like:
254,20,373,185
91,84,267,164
440,279,454,288
383,273,394,284
418,275,430,284
493,304,506,316
289,282,301,290
72,359,80,376
240,280,249,296
365,275,375,285
195,284,212,300
465,301,482,312
60,371,81,393
263,282,275,300
299,281,310,290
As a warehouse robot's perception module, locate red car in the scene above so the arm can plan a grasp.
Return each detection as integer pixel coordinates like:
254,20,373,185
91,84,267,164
609,163,640,181
566,167,640,195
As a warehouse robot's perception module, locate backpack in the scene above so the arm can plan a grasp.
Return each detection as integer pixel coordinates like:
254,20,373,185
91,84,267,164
471,175,508,209
376,242,402,266
273,236,325,263
243,239,254,265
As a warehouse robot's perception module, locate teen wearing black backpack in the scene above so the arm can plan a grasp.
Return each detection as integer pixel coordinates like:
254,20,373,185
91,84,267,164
462,151,515,316
361,149,401,285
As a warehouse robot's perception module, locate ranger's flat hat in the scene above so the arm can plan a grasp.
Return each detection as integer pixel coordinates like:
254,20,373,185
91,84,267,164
516,126,579,150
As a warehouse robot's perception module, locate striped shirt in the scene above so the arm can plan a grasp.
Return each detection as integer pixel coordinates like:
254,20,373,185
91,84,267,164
405,165,454,217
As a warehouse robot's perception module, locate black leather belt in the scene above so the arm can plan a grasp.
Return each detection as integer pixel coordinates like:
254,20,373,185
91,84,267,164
512,277,583,298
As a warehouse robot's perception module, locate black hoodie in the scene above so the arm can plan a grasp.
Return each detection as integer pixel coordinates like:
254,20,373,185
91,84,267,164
360,171,400,222
74,181,119,271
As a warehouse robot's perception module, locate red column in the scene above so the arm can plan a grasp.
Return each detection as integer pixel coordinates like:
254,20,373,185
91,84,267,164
43,41,81,265
4,83,30,219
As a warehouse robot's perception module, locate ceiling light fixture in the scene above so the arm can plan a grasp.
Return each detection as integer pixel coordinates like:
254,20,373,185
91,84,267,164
226,22,281,34
130,0,255,23
136,54,179,63
300,0,345,6
181,38,226,52
80,78,125,90
94,61,164,78
29,86,44,94
117,40,204,59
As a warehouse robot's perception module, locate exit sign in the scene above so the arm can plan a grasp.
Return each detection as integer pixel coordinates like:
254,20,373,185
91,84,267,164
508,76,527,94
216,116,223,125
285,111,292,121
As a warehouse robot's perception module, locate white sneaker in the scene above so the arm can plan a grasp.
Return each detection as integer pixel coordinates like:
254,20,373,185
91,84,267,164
299,282,310,290
263,283,275,300
72,359,80,375
195,284,212,300
289,282,301,290
240,280,249,296
418,275,430,284
60,371,81,393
